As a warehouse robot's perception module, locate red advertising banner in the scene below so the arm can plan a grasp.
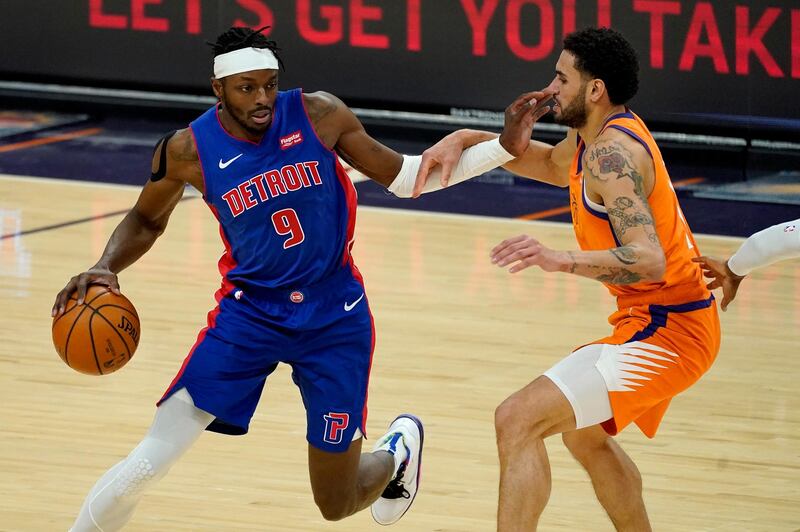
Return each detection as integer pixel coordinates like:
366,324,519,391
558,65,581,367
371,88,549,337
2,1,798,128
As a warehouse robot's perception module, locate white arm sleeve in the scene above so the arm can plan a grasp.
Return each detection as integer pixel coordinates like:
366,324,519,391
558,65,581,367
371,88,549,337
727,218,800,276
387,138,514,198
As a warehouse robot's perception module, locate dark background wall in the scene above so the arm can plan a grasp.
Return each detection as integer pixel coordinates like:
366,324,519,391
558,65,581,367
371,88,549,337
2,0,799,133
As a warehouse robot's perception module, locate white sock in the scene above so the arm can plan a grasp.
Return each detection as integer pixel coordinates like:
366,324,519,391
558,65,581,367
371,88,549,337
373,430,409,477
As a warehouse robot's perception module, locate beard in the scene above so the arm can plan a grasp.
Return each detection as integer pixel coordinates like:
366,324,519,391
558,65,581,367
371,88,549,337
221,98,271,136
554,83,588,129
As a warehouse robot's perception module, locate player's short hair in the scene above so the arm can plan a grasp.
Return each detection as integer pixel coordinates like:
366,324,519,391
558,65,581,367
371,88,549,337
210,26,283,70
563,27,639,105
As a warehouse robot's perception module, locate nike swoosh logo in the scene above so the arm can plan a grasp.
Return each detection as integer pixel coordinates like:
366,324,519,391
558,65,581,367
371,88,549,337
218,153,243,169
344,293,365,312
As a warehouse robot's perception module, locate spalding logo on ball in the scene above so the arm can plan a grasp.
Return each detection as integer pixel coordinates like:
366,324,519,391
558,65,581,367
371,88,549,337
52,285,140,375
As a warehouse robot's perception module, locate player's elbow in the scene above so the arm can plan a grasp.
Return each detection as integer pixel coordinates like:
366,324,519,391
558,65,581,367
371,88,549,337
644,250,667,282
130,207,169,237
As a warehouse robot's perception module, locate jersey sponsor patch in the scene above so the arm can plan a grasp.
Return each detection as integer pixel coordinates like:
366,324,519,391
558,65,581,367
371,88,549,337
280,130,303,150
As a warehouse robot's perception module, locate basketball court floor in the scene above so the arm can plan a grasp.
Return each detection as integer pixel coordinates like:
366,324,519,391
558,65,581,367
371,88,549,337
1,111,799,531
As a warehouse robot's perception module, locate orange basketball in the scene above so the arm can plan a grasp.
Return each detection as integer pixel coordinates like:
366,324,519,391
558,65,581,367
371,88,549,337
52,285,140,375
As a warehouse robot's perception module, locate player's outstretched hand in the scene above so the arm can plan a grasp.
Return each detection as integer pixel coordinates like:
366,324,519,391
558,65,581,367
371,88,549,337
498,89,553,157
52,268,121,317
692,255,744,311
491,234,565,273
413,130,466,198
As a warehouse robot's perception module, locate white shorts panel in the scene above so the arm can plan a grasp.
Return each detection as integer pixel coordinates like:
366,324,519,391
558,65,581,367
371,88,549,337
543,344,613,429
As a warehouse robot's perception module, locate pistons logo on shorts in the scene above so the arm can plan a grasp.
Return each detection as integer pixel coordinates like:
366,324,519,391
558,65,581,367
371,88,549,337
289,291,304,303
323,412,350,444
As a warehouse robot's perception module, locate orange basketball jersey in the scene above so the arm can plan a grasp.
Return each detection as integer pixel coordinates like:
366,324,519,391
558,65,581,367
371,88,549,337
567,111,721,438
568,110,709,307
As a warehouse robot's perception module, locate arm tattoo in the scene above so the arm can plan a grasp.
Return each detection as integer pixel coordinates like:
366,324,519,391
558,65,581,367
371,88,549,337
570,252,643,285
593,266,644,285
610,246,639,265
307,95,338,126
607,196,657,243
567,251,578,273
585,140,660,246
173,132,198,162
585,141,646,198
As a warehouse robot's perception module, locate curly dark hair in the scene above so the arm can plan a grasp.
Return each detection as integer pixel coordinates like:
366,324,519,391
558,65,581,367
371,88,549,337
210,26,283,70
563,27,638,105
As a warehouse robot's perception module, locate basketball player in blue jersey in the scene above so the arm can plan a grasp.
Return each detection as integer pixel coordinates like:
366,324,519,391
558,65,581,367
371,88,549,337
52,26,551,530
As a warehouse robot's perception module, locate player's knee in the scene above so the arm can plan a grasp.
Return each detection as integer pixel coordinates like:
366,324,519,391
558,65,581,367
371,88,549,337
112,457,165,500
313,491,356,521
494,396,544,451
562,431,599,464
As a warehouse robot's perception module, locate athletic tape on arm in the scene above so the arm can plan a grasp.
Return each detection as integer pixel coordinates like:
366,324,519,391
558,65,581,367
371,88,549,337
388,138,514,198
727,218,800,276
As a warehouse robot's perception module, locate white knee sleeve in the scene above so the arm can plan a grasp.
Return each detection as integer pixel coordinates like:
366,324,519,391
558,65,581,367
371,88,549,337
70,389,214,531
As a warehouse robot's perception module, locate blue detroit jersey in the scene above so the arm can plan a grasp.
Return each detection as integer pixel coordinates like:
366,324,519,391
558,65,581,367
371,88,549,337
190,89,358,291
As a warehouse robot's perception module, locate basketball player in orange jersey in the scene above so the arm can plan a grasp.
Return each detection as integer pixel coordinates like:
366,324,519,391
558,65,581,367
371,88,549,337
415,27,721,531
50,26,548,532
693,218,800,310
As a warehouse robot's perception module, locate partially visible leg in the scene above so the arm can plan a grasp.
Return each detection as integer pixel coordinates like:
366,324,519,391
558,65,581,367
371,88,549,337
307,437,394,521
307,414,424,524
563,426,651,531
546,342,652,531
70,389,214,531
494,376,577,532
296,297,423,523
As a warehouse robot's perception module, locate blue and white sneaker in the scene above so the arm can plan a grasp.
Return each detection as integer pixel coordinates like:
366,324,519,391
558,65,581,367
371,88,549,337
371,414,424,525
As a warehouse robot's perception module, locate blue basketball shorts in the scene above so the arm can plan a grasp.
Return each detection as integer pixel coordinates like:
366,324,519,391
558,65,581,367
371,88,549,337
158,266,375,453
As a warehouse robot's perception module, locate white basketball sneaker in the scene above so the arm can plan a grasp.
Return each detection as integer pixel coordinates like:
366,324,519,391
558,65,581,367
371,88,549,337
371,414,424,526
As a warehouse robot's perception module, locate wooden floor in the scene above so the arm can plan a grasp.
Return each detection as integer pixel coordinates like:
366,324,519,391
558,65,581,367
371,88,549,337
1,174,798,531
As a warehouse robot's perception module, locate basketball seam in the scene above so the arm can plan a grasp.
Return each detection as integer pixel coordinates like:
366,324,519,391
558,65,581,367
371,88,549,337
87,311,104,375
53,288,108,325
59,289,109,368
91,307,136,369
63,304,93,368
93,303,140,322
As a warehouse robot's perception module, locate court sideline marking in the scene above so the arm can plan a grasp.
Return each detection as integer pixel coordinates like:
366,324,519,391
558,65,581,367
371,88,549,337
0,127,103,153
0,173,742,242
1,196,198,240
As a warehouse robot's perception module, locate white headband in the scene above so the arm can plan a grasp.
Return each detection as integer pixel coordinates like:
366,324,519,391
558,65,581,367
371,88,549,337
213,47,279,78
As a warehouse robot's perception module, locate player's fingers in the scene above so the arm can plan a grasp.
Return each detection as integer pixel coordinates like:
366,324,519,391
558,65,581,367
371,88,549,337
532,105,551,122
75,276,94,305
52,289,71,317
510,93,538,114
108,276,121,295
494,242,537,266
53,278,79,316
720,295,730,312
52,291,64,316
439,161,456,188
492,234,527,250
500,249,532,266
490,235,527,258
413,156,438,198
